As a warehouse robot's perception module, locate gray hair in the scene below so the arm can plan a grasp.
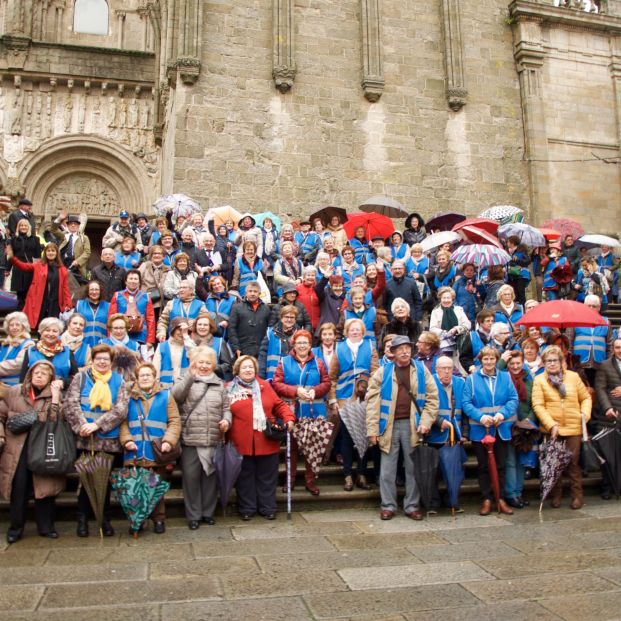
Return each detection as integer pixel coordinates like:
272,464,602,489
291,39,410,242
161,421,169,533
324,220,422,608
3,311,30,338
496,284,516,301
390,297,411,315
584,294,601,307
490,321,511,339
38,317,64,334
187,345,217,365
303,265,317,276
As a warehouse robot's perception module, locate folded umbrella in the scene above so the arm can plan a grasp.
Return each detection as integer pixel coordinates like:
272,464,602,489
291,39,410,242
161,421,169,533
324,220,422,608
344,212,395,241
542,218,584,240
516,300,609,329
419,230,462,253
538,438,573,512
359,196,409,219
498,223,547,248
214,440,244,515
481,431,501,511
425,212,466,233
292,418,335,476
410,441,439,513
438,423,467,515
339,399,369,459
309,206,347,226
581,414,605,474
450,244,511,268
511,419,542,454
592,424,621,498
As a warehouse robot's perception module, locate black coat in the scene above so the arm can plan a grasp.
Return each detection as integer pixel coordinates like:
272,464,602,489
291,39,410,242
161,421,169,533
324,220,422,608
385,276,423,321
315,276,346,336
91,263,127,302
8,209,36,237
228,298,271,358
268,299,312,331
9,234,42,293
379,317,421,354
594,357,621,425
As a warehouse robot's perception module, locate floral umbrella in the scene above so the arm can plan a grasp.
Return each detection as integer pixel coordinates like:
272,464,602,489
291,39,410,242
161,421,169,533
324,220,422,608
451,244,511,267
153,194,202,224
542,218,584,240
538,439,573,512
479,205,523,224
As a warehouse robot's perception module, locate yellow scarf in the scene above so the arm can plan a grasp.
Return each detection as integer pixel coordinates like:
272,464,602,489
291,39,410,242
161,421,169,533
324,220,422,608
89,369,113,412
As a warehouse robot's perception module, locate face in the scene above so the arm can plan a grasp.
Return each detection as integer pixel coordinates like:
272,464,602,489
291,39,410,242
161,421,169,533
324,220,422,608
137,218,148,228
330,216,339,227
195,317,212,337
182,231,194,244
245,285,260,303
17,221,29,234
119,216,129,227
585,299,600,312
314,220,323,232
372,239,384,250
523,343,538,361
303,271,316,285
317,255,329,268
614,340,621,360
110,319,128,338
67,316,85,337
93,353,112,374
507,356,524,374
242,217,252,228
391,233,401,245
281,313,297,330
366,264,377,279
192,214,203,226
528,326,541,339
203,236,215,250
352,277,366,289
324,239,334,252
495,327,511,344
45,246,57,261
331,281,344,295
347,323,363,342
7,319,22,337
394,344,413,366
238,359,256,382
67,221,80,233
218,226,227,237
544,353,562,374
481,316,494,332
351,292,364,308
193,354,215,376
211,278,225,293
151,249,164,265
41,325,60,343
282,227,293,240
244,245,256,259
161,235,173,247
342,250,354,263
411,247,422,258
157,221,167,231
440,292,454,307
321,329,335,347
31,366,52,389
225,219,234,229
437,254,449,268
178,282,193,300
436,361,453,384
355,380,368,398
410,217,419,228
565,235,574,246
294,335,311,357
126,273,140,290
264,218,272,229
463,266,475,279
394,303,408,319
481,354,497,372
500,290,514,305
87,283,101,302
121,238,134,252
282,243,293,258
355,227,365,240
392,263,405,278
176,257,188,271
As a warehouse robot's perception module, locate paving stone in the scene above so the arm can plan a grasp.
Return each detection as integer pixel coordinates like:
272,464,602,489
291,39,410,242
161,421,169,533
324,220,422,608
578,503,621,519
478,550,621,579
539,591,621,621
221,570,347,599
161,597,312,620
0,605,160,621
409,540,524,562
508,531,621,554
462,571,615,603
321,616,407,621
353,512,509,534
0,586,45,612
495,507,590,524
231,521,361,540
300,509,383,523
0,562,146,585
593,566,621,586
404,601,562,621
0,548,49,566
563,516,621,533
303,584,479,618
256,548,421,572
439,523,568,544
46,543,194,565
9,535,122,549
40,577,222,608
338,560,494,590
150,556,259,579
328,532,446,551
193,535,336,557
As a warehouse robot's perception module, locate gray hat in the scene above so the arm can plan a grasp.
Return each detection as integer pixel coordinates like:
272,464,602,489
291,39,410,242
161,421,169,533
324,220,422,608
281,282,298,296
389,335,414,351
66,215,80,224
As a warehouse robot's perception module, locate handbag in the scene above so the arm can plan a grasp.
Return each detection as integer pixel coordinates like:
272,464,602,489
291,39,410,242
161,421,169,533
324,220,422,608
125,293,145,334
27,417,77,474
137,400,181,466
6,409,38,434
147,287,161,304
263,418,287,443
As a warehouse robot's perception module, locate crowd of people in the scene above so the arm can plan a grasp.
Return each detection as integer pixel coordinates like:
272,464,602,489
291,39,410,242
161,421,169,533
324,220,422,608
0,203,618,541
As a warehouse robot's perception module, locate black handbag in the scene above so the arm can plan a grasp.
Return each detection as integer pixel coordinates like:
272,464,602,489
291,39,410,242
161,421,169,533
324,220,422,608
137,400,181,466
264,419,287,443
6,409,38,434
148,287,161,304
27,418,77,474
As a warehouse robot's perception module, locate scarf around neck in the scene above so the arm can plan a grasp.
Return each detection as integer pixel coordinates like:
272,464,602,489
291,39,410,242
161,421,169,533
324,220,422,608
228,376,266,431
61,331,84,352
89,369,113,411
441,305,459,331
36,339,64,358
510,369,528,402
547,370,567,398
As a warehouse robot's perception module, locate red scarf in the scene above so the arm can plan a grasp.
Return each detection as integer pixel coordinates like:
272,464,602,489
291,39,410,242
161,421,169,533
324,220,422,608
510,369,528,402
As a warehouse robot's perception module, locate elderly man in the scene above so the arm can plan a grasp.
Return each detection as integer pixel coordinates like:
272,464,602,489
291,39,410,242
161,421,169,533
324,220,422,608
384,260,423,321
196,233,223,278
367,335,439,521
157,279,206,341
228,280,271,358
8,198,36,236
92,248,127,302
102,210,144,252
594,337,621,499
50,212,91,280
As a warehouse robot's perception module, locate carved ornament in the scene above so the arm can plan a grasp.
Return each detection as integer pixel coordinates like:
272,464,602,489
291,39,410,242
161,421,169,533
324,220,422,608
176,56,201,85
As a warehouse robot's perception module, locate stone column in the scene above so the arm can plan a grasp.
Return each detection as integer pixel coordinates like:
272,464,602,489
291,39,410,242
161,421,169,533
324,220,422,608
440,0,467,110
360,0,384,102
610,35,621,188
272,0,296,93
176,0,202,85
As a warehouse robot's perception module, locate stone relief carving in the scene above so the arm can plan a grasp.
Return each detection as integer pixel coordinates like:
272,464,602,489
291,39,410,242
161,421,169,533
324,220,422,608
45,175,121,217
441,0,468,110
10,88,23,135
272,0,296,92
63,94,73,132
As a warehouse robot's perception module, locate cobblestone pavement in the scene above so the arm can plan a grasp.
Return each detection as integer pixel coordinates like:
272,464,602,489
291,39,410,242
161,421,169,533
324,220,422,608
1,494,621,620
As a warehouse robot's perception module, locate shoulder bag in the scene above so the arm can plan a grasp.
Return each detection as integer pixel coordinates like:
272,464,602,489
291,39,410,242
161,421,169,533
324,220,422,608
136,399,182,466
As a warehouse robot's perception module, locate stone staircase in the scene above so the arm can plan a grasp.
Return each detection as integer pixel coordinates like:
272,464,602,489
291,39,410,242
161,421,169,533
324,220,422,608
604,302,621,331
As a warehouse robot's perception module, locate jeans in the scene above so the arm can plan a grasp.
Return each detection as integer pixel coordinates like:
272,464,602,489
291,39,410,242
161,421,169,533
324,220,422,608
505,444,525,500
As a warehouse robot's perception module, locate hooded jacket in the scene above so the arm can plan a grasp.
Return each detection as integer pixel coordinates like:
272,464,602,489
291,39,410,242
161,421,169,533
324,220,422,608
234,213,263,258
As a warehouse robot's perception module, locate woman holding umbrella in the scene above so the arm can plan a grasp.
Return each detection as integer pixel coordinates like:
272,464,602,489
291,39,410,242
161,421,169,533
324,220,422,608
171,346,230,528
327,214,348,252
462,346,519,515
505,235,531,306
532,345,592,509
232,241,265,297
349,226,372,265
228,355,294,520
119,362,181,534
542,245,569,301
404,213,426,246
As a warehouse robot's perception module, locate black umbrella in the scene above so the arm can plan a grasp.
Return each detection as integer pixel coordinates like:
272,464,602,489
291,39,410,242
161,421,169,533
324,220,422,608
581,415,605,474
308,206,347,226
359,196,409,219
438,423,467,515
425,212,466,233
214,441,243,515
592,425,621,498
410,442,439,513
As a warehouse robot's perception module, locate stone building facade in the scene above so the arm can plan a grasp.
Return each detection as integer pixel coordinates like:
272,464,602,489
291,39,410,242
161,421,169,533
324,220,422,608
0,0,619,237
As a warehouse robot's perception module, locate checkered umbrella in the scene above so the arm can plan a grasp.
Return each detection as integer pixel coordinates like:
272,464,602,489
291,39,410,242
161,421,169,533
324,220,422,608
292,418,335,476
339,400,369,459
450,244,511,267
479,205,523,224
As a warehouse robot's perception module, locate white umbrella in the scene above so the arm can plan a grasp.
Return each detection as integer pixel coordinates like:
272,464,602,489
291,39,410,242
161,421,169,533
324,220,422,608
577,234,621,248
479,205,523,223
420,231,462,253
498,223,546,248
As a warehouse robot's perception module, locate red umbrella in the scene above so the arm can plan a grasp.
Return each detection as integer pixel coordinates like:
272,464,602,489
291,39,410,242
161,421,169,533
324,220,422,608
481,431,500,511
452,217,499,235
452,218,502,248
344,212,395,241
516,300,608,329
539,227,562,242
542,218,584,240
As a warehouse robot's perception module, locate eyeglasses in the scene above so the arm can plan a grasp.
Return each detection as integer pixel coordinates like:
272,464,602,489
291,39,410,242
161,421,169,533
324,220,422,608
545,358,560,363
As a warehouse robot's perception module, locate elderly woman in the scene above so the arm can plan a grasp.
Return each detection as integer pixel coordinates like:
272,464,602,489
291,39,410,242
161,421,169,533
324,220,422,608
406,243,429,280
162,252,197,301
380,298,421,353
9,218,42,309
348,226,371,265
462,346,519,516
272,330,331,495
341,285,377,344
0,312,34,386
202,275,239,334
326,214,348,252
159,230,180,267
429,286,471,354
138,245,170,317
64,344,130,536
404,213,427,246
489,322,518,362
232,240,265,297
0,361,64,543
228,355,294,520
20,317,77,387
153,317,190,389
76,281,111,348
274,240,303,295
389,231,410,261
102,313,140,352
259,305,299,380
171,346,229,528
312,322,337,370
114,235,141,270
336,245,365,291
119,362,181,534
506,235,531,306
430,250,457,297
415,331,442,373
492,284,523,330
61,313,92,368
296,266,321,331
315,251,334,282
532,345,592,509
235,213,263,258
185,312,234,378
521,337,544,376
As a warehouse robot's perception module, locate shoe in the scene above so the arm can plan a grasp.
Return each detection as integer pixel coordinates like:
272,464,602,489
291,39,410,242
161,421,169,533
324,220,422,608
188,520,200,530
76,514,89,538
39,531,59,539
523,467,533,480
601,490,612,500
344,476,354,492
505,497,524,509
102,520,115,537
551,498,561,509
517,496,530,507
380,509,395,520
263,513,276,520
240,513,253,521
305,481,320,496
479,499,493,516
405,510,424,521
202,516,215,525
570,498,583,510
427,507,439,516
356,475,371,490
336,454,343,465
153,521,166,534
497,499,514,515
6,532,21,544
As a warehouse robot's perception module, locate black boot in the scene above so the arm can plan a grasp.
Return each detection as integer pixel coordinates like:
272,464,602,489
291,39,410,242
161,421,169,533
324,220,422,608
76,513,89,538
102,519,115,537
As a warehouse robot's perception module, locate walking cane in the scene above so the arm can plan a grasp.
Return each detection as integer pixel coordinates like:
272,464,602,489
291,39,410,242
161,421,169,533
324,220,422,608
286,429,292,520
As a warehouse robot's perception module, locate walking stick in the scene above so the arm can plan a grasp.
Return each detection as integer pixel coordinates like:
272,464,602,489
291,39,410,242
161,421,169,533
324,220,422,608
286,429,292,520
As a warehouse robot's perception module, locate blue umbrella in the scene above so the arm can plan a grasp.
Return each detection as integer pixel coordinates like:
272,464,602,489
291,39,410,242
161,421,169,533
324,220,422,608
438,423,467,515
254,211,282,231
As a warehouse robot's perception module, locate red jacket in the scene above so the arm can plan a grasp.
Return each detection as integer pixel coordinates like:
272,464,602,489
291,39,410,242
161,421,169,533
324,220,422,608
271,352,331,402
108,289,156,344
228,378,295,456
11,256,73,328
296,282,320,329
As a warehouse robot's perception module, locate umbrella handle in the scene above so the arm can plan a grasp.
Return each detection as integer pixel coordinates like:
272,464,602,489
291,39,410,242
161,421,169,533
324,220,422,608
445,421,455,446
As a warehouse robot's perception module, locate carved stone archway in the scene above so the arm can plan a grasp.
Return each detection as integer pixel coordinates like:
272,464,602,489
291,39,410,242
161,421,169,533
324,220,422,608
17,135,156,222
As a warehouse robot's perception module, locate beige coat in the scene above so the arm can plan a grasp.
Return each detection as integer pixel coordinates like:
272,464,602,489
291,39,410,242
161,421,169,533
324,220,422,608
50,220,91,278
139,260,170,310
0,382,65,500
366,363,439,454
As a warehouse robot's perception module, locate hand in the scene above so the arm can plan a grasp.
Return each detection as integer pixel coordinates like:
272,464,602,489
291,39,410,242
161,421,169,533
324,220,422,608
550,425,559,440
605,408,619,419
417,424,429,435
79,422,99,437
160,441,172,453
180,322,189,335
125,441,138,452
501,351,513,363
369,435,379,445
493,413,504,425
5,246,13,259
286,421,294,431
610,387,621,398
70,260,78,269
219,321,228,329
218,420,230,433
157,333,166,343
480,415,494,427
441,419,452,431
58,210,68,221
132,260,139,267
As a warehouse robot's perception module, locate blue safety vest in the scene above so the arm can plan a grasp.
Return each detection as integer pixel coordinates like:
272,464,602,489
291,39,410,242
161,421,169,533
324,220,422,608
157,340,189,389
282,355,326,419
335,339,373,401
125,390,169,462
100,337,139,352
574,324,609,364
349,238,371,264
406,256,429,277
205,295,235,322
428,375,464,444
295,231,320,257
237,257,264,296
168,298,205,333
343,305,377,343
379,361,427,434
433,265,456,289
390,244,408,260
114,290,149,344
335,260,365,290
265,328,290,380
80,370,124,439
0,339,33,385
509,250,531,281
29,347,72,380
114,251,141,270
543,256,568,290
494,304,523,328
73,342,91,368
76,300,110,348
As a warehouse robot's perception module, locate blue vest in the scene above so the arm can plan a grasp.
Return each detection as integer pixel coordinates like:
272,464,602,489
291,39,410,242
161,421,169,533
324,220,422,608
470,331,486,360
100,337,139,352
349,238,371,264
29,347,72,380
76,300,110,348
205,295,235,322
428,375,465,443
282,355,326,419
211,336,223,359
163,249,180,267
0,339,33,385
73,342,91,368
114,290,149,344
158,340,189,389
237,257,264,296
434,265,456,289
391,244,408,260
125,390,169,462
336,261,365,291
574,325,609,364
462,369,518,442
509,250,531,281
379,361,427,434
115,251,141,270
80,371,124,439
344,306,377,343
494,304,523,328
406,256,429,277
265,327,289,380
168,298,205,333
296,231,320,257
335,339,373,401
543,256,568,289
